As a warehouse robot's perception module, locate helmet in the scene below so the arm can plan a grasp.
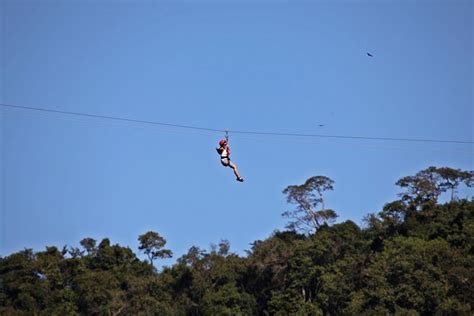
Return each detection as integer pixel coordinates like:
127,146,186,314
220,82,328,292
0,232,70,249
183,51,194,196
219,139,227,146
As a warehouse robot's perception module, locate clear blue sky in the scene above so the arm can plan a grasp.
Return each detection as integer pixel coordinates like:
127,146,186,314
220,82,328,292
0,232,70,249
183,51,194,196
1,0,472,266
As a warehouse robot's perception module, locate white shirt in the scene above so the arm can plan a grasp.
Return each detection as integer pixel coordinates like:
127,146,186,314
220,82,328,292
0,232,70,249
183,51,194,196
220,147,228,158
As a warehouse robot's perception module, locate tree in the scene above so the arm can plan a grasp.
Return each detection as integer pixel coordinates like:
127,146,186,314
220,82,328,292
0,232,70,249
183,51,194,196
201,283,257,315
282,176,337,234
218,239,231,257
138,231,172,266
1,167,473,315
396,167,441,208
80,238,97,256
396,167,474,207
210,239,231,257
434,167,473,201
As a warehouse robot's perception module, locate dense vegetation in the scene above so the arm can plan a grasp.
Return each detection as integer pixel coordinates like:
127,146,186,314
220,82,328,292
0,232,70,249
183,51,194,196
1,167,473,315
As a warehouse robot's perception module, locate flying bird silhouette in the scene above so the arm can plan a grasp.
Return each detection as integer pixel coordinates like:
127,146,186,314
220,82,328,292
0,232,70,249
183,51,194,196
367,52,373,57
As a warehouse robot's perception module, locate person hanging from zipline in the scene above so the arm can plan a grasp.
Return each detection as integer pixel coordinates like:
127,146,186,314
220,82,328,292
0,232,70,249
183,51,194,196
216,133,244,182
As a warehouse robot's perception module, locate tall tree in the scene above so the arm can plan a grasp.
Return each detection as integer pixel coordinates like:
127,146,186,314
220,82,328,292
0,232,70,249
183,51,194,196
434,167,473,201
396,167,441,207
282,176,337,234
80,238,97,256
138,231,172,266
396,167,474,207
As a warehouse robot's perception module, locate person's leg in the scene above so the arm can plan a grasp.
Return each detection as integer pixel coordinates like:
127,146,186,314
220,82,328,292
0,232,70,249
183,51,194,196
229,161,243,180
221,158,230,167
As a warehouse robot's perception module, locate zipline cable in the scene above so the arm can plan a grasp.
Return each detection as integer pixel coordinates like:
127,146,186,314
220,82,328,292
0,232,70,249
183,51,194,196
231,132,474,156
3,109,472,156
0,103,222,133
1,103,473,145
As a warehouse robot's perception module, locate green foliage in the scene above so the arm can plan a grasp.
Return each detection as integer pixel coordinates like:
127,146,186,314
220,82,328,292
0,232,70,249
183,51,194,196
201,283,257,315
396,166,473,208
282,176,337,234
268,289,322,315
80,238,97,256
138,231,173,266
1,167,472,315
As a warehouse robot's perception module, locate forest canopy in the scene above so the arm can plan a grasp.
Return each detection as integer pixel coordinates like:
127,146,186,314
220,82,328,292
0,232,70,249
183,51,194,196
1,166,473,315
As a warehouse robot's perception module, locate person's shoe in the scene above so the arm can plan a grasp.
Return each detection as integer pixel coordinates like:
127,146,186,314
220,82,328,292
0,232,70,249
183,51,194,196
237,177,244,182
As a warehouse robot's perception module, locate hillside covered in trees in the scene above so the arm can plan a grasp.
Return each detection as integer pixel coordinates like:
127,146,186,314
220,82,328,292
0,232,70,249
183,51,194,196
1,167,473,315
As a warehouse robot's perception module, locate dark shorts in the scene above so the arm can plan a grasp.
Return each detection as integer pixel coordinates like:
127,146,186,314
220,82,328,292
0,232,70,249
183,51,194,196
221,158,236,168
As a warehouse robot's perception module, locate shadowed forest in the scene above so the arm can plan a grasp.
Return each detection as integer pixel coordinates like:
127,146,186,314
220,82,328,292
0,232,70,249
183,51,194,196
1,166,473,315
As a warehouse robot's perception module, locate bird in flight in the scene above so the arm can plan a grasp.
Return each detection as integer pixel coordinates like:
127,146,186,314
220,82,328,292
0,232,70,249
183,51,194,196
367,52,373,57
